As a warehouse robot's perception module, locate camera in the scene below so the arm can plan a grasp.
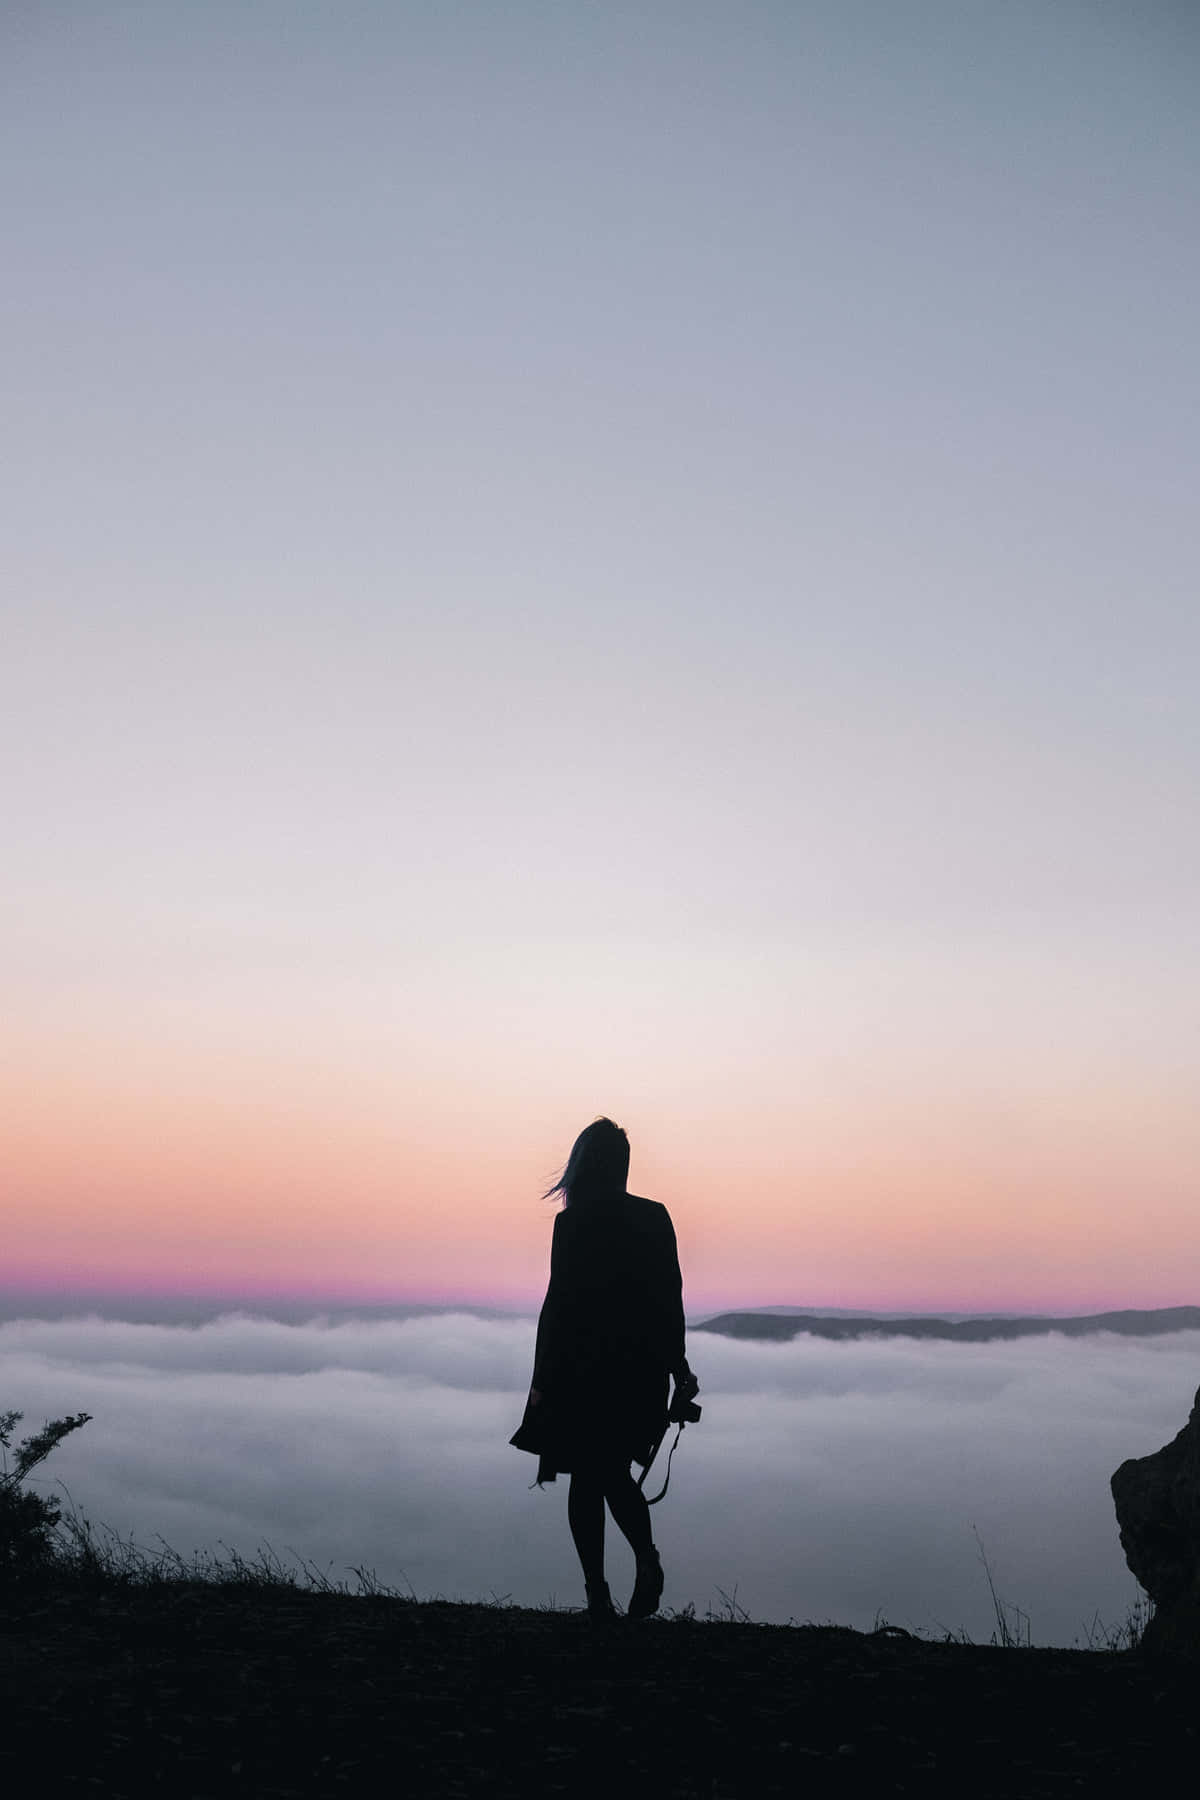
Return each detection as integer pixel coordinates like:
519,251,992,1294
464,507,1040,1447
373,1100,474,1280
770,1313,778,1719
668,1367,701,1425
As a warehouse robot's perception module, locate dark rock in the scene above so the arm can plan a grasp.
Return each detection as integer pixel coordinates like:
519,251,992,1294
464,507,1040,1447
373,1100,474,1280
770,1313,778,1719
1111,1384,1200,1656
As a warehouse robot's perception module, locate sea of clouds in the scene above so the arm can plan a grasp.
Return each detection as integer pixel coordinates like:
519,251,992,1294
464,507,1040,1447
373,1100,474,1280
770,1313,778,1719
3,1311,1196,1646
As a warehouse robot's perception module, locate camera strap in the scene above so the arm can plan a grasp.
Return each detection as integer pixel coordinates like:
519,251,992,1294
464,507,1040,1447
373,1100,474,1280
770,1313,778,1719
638,1419,686,1506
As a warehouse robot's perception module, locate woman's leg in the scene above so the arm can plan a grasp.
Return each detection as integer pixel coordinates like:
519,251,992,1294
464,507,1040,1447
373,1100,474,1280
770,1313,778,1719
601,1462,653,1559
604,1459,663,1618
567,1468,607,1589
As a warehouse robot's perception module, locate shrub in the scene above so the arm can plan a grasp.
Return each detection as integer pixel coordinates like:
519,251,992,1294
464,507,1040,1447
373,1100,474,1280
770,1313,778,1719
0,1408,92,1572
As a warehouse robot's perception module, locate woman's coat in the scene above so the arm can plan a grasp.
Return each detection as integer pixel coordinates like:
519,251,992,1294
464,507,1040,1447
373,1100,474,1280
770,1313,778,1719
511,1193,686,1478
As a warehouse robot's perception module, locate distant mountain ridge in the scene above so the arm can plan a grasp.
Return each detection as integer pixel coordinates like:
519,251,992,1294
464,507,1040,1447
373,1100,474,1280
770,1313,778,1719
695,1305,1200,1344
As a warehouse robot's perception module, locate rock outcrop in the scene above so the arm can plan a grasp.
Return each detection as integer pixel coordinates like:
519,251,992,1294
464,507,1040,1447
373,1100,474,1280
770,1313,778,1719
1111,1385,1200,1656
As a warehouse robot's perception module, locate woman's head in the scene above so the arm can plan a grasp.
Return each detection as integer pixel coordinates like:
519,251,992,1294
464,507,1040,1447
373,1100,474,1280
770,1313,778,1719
545,1117,630,1207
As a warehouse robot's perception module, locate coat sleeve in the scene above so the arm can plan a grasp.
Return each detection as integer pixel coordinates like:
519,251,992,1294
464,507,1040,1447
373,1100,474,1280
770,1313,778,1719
654,1204,687,1376
531,1210,569,1391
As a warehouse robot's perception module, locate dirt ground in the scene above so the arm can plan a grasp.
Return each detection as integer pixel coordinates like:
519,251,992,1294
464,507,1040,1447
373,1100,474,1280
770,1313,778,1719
1,1578,1194,1796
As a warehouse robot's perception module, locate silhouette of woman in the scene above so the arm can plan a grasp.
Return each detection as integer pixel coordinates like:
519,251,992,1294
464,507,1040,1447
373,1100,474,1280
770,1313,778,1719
510,1118,697,1620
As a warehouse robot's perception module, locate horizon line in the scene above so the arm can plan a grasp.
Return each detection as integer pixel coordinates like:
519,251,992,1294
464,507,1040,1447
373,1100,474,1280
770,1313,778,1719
1,1285,1197,1325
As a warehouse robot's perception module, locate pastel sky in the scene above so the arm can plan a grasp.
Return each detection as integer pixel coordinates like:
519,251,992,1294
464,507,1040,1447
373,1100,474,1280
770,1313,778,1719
4,1,1198,1314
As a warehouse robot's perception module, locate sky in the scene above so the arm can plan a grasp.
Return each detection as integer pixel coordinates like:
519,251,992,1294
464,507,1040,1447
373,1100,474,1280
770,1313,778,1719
5,1311,1194,1645
4,1,1199,1313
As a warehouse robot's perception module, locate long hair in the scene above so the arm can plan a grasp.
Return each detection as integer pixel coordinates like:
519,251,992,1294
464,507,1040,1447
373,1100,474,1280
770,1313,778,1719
544,1117,630,1209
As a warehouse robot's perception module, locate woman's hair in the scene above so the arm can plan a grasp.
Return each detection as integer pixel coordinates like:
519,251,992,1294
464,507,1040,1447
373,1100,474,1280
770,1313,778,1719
544,1117,630,1207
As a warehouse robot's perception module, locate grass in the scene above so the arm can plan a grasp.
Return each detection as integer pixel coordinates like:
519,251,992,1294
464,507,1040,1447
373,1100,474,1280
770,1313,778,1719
40,1501,1156,1652
973,1524,1032,1649
1074,1589,1155,1653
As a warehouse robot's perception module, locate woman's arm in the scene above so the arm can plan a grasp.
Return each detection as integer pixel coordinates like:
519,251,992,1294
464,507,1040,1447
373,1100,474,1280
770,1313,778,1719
655,1205,688,1378
531,1210,568,1391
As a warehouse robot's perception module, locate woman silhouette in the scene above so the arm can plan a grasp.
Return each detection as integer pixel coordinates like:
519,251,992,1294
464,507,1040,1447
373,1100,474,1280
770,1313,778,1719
511,1118,697,1619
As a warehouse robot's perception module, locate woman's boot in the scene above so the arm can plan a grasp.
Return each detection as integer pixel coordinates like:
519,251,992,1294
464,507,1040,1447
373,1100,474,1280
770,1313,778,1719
586,1578,618,1621
628,1547,663,1619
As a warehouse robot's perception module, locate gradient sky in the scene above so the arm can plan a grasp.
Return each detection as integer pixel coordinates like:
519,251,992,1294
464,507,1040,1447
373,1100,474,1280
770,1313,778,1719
4,1,1198,1313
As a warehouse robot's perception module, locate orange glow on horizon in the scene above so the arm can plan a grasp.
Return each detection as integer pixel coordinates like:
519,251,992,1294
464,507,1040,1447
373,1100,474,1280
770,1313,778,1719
6,1024,1199,1318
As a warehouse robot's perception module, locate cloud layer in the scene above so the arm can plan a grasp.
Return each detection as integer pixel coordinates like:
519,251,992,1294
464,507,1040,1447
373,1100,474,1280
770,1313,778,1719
3,1312,1194,1644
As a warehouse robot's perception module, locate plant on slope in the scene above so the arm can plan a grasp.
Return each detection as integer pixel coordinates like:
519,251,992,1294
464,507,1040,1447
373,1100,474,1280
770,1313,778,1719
0,1408,92,1572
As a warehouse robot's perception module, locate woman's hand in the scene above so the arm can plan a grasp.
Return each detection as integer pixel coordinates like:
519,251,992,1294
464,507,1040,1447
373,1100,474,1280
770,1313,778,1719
672,1361,699,1397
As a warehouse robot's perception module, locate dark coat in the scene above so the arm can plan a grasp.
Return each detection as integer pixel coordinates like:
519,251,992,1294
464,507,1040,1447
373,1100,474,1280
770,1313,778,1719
511,1193,686,1479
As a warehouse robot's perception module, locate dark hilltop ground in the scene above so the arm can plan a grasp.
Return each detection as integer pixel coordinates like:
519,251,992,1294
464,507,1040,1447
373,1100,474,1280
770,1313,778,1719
1,1569,1195,1798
